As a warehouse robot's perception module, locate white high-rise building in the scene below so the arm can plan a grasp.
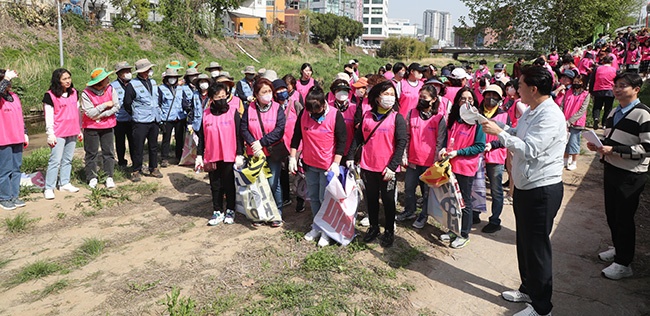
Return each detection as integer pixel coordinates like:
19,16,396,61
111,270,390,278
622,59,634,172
423,9,452,43
361,0,389,47
387,18,417,38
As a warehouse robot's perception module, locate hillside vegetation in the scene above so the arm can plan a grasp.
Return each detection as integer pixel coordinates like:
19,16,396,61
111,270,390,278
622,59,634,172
0,15,391,113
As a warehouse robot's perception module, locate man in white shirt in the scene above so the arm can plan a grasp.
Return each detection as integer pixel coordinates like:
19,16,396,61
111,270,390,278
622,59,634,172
482,65,566,316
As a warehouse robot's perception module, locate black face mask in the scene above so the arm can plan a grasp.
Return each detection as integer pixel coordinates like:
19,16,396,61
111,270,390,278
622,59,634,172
210,99,228,114
486,97,500,108
417,99,432,111
310,111,324,121
572,84,583,90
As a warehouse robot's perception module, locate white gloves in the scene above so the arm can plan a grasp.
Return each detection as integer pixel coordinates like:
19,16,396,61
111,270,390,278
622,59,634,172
447,150,458,159
195,155,204,172
327,162,340,177
24,134,29,148
382,167,395,181
288,156,298,174
438,148,447,160
5,70,18,81
235,155,245,169
187,125,194,134
484,142,492,152
402,153,408,167
251,140,263,156
247,96,255,102
346,160,355,169
47,134,57,147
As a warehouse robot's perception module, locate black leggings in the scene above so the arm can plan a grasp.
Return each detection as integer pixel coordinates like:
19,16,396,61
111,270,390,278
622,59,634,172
362,169,396,233
592,95,614,127
208,161,236,212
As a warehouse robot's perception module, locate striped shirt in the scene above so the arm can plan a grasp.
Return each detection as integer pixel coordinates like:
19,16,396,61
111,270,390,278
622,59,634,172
603,102,650,173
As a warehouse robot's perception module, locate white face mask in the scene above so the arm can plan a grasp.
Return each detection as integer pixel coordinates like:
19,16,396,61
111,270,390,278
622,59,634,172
211,70,220,77
479,65,485,70
495,72,503,79
148,70,154,77
168,78,177,85
199,82,209,90
507,87,516,96
123,72,132,80
414,72,423,80
397,71,406,77
379,95,395,109
259,93,273,104
355,90,365,98
335,91,348,102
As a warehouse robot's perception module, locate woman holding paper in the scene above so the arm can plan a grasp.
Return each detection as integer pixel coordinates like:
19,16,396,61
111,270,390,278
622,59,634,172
438,87,486,249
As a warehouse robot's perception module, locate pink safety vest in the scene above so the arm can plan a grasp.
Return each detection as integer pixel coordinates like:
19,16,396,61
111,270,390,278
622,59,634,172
445,86,462,104
228,94,242,112
447,121,480,177
337,102,358,155
360,111,397,172
554,90,566,108
47,89,80,138
562,89,589,127
408,109,443,167
398,79,423,118
0,92,25,146
438,96,451,119
548,53,559,67
246,101,281,156
506,98,522,128
578,58,593,75
484,111,508,165
282,100,299,152
202,105,238,163
300,107,339,170
626,49,641,65
82,86,117,130
642,46,650,62
474,86,484,105
384,71,394,80
296,78,315,101
593,65,617,91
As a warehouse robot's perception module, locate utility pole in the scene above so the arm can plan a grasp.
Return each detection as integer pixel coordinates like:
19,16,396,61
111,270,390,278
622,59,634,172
56,0,64,66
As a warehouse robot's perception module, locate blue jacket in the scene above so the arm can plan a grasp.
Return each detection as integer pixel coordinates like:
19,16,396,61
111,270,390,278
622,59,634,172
130,78,160,123
111,79,132,122
158,84,190,122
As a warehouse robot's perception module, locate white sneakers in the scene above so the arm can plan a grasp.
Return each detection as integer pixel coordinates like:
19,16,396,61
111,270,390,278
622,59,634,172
602,262,633,280
317,234,331,247
43,189,55,200
359,216,370,227
208,211,225,226
502,290,532,303
513,303,551,316
59,183,80,193
89,178,98,189
598,247,616,262
566,162,577,171
450,236,469,249
105,177,116,189
304,228,321,242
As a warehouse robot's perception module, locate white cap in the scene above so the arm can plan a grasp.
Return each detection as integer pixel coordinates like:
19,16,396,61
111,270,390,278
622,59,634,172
335,72,351,82
348,59,357,64
451,68,472,80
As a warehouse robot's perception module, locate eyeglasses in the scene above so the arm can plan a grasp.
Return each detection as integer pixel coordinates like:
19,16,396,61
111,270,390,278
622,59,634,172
613,84,631,89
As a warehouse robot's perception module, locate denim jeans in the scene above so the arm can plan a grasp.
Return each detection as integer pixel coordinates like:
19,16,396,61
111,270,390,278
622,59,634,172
304,164,328,219
455,174,474,238
45,136,77,190
84,128,116,180
267,160,283,214
486,163,505,225
0,144,23,201
405,165,429,216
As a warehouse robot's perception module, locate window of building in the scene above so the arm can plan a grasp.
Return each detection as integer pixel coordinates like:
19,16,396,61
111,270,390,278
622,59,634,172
371,28,382,34
363,18,368,24
371,17,382,24
363,27,369,34
363,0,369,3
266,0,274,5
371,7,382,14
363,7,369,14
371,0,382,3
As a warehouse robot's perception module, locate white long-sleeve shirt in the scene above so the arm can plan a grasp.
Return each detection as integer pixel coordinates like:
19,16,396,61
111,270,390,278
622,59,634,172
498,97,566,190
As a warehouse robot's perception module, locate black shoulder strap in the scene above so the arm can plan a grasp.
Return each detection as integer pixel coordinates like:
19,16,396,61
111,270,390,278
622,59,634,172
255,104,267,137
362,111,391,145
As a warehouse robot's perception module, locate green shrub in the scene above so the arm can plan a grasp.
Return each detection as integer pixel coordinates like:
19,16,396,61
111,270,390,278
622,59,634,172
9,260,61,285
5,212,40,233
21,147,51,173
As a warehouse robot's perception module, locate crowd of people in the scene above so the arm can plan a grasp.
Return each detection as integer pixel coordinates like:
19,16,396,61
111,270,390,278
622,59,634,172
1,42,649,315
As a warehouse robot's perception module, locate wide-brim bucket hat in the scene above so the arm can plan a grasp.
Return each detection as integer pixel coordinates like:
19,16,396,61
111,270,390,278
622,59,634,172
87,68,113,86
134,58,156,73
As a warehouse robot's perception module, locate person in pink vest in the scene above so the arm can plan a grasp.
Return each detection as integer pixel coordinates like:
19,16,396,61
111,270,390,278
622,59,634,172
561,75,590,171
288,86,347,247
295,63,320,101
80,68,120,189
478,85,511,233
282,74,304,106
397,63,426,118
640,40,650,79
0,69,28,210
501,79,527,204
397,85,447,225
328,79,360,155
548,49,560,68
625,41,641,73
474,75,488,105
578,52,595,88
274,79,306,213
552,69,577,106
345,81,408,248
240,78,287,228
195,83,245,226
438,87,486,249
43,68,83,200
383,63,394,80
591,55,617,129
351,77,370,118
473,59,491,89
447,67,472,103
214,73,244,116
424,78,452,119
390,62,407,97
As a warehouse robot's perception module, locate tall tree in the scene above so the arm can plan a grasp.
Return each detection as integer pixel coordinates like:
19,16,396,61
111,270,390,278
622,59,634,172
460,0,643,50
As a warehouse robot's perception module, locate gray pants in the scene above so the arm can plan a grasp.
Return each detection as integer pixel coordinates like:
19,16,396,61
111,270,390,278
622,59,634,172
84,128,116,180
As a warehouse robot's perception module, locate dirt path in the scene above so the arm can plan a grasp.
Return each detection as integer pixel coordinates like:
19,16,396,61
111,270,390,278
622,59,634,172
0,144,648,315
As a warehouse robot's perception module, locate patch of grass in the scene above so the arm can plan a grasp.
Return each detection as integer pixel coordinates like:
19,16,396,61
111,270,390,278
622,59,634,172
40,279,69,297
179,222,195,233
260,280,314,310
388,245,423,269
348,266,401,299
56,212,66,219
282,229,304,242
20,147,50,173
19,185,41,199
86,187,130,210
160,287,197,316
9,260,62,285
203,293,237,314
302,247,347,272
4,212,40,233
0,257,14,269
81,209,97,217
119,182,159,195
72,238,106,266
128,280,160,292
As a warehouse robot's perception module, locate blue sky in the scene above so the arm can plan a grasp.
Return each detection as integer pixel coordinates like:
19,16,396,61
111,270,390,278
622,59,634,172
387,0,469,27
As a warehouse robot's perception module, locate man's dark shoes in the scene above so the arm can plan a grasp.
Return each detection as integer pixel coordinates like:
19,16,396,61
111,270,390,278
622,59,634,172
481,223,502,233
363,226,380,243
380,230,394,247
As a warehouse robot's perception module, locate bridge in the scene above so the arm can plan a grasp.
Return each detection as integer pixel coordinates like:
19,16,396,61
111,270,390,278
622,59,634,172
429,47,539,61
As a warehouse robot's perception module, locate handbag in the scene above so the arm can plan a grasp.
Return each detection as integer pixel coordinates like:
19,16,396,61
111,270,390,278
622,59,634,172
353,111,391,162
255,106,290,162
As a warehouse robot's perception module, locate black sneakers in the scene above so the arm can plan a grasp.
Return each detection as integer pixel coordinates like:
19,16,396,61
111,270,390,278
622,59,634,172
481,223,502,233
380,230,394,247
363,226,380,243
